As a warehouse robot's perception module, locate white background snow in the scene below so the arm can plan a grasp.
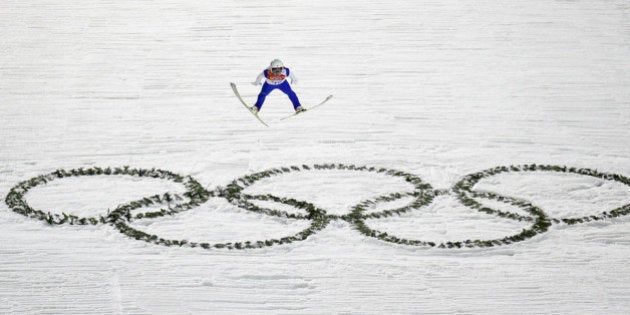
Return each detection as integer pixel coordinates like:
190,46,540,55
2,0,630,313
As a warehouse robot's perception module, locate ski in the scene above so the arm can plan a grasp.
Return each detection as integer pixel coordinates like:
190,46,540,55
279,95,333,121
230,82,269,127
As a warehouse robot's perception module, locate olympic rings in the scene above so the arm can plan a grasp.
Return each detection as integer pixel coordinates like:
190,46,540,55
5,163,630,250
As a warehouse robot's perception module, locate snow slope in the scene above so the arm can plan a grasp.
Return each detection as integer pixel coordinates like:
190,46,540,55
2,0,630,313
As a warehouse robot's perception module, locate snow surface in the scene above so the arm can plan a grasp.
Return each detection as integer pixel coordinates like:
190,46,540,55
2,0,630,313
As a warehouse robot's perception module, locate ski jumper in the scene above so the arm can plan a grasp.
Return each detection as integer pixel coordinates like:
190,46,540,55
253,67,301,111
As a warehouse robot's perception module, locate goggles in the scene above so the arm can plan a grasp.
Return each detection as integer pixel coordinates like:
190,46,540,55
271,67,283,73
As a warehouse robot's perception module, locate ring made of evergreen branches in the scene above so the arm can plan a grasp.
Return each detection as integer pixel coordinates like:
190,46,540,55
5,164,630,250
212,164,435,249
455,165,630,225
216,163,435,221
4,167,207,225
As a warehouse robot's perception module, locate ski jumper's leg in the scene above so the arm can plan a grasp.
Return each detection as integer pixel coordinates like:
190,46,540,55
254,83,277,110
278,81,301,109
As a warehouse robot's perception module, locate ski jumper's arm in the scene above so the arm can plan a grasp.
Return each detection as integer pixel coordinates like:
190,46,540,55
287,68,298,84
252,71,265,85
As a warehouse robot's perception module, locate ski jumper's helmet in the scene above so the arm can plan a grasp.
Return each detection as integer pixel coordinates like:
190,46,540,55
270,59,284,69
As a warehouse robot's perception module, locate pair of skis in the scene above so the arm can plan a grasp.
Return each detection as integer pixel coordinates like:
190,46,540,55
230,82,332,127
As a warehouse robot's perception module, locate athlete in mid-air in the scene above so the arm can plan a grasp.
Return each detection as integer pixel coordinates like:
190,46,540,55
250,59,305,114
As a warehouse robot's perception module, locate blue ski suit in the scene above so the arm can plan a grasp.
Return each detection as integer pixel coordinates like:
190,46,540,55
252,67,301,111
